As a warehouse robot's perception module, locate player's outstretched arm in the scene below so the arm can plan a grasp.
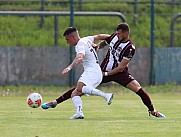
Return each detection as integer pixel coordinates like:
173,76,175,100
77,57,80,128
93,34,110,43
62,53,84,75
103,59,129,76
96,41,109,49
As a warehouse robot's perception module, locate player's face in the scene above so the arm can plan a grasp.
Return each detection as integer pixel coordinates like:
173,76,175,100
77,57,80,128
65,34,77,46
116,29,126,41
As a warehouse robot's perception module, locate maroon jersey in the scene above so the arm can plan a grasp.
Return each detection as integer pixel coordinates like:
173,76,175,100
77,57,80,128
101,33,135,72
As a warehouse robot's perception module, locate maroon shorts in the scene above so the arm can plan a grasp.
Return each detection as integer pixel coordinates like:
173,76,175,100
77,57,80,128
101,71,135,87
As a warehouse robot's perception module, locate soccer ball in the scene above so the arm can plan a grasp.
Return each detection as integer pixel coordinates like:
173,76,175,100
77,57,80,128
27,93,42,108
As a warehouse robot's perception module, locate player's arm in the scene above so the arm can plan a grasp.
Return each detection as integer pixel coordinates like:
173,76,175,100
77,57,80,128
92,33,114,50
92,39,109,51
62,53,84,75
92,34,110,50
97,40,109,49
93,34,110,43
103,59,129,76
103,44,135,76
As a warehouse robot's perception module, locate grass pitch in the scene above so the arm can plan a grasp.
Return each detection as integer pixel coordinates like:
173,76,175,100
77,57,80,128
1,92,181,137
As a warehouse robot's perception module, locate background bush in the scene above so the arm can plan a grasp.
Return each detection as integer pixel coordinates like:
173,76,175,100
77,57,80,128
0,0,180,47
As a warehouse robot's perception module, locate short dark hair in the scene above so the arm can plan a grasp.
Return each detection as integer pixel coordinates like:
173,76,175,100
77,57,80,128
63,26,78,36
116,23,130,32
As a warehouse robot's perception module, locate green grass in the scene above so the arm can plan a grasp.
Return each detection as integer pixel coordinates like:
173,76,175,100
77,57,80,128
1,85,181,137
1,94,181,137
0,1,180,47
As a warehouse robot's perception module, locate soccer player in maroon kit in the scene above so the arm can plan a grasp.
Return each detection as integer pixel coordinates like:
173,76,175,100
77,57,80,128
42,23,165,118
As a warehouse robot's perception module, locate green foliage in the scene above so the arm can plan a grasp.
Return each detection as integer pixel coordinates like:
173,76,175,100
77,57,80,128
0,1,180,47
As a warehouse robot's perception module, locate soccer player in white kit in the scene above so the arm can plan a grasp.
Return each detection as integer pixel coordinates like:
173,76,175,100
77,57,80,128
42,26,114,119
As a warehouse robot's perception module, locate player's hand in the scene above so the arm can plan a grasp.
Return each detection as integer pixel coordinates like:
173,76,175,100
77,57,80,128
92,43,100,51
62,67,71,75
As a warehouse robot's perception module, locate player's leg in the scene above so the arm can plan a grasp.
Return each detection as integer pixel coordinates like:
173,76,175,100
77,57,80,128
82,86,114,105
109,72,165,118
56,87,76,104
126,80,154,111
69,82,85,120
80,71,114,105
111,72,155,112
126,80,166,118
41,87,75,109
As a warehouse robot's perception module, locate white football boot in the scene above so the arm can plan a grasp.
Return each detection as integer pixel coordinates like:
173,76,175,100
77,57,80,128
105,93,114,105
69,111,84,120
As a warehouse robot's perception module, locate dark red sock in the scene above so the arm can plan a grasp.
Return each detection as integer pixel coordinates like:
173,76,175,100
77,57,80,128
136,88,154,111
56,87,75,104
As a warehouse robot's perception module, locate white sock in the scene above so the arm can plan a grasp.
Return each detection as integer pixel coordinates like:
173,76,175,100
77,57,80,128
82,86,107,99
72,96,83,113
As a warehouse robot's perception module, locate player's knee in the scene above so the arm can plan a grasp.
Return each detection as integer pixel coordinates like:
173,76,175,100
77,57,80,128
71,88,82,98
76,87,83,93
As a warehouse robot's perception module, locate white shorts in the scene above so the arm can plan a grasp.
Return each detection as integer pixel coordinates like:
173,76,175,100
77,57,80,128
78,68,102,88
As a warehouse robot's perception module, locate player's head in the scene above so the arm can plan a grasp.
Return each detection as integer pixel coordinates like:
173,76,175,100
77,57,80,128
63,26,80,46
116,23,130,41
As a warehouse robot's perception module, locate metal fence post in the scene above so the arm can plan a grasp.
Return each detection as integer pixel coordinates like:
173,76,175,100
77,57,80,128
54,15,58,47
40,0,45,28
78,0,82,11
170,13,181,47
69,0,75,87
133,0,138,25
150,0,155,85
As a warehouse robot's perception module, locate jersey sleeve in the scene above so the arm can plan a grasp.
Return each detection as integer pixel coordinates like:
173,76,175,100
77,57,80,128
76,36,94,55
76,41,86,55
87,36,94,43
122,44,135,61
105,33,117,44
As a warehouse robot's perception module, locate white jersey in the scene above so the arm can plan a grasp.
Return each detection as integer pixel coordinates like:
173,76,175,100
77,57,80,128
75,36,102,88
76,36,99,71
